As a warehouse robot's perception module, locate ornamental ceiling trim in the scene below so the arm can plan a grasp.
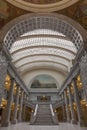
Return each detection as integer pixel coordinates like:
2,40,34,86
12,47,75,61
17,34,69,41
17,60,68,69
14,55,69,67
6,0,80,12
11,44,76,55
18,62,68,74
13,54,70,63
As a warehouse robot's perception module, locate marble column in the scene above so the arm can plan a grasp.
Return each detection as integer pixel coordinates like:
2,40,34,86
26,95,28,101
68,86,77,124
12,86,20,124
24,93,27,100
62,105,66,122
18,90,24,122
0,54,7,105
61,93,66,122
1,78,15,127
72,79,84,126
64,90,70,123
22,105,26,122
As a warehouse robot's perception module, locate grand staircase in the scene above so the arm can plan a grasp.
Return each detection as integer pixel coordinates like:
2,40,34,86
32,104,58,125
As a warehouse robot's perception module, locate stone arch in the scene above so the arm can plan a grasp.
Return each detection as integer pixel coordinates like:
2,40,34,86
0,13,87,51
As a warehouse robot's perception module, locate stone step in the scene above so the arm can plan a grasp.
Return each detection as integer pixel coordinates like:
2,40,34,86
31,104,57,125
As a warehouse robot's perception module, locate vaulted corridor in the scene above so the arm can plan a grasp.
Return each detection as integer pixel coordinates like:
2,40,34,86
0,0,87,129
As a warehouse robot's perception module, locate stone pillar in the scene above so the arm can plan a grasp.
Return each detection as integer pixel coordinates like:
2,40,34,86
62,105,66,122
27,96,28,101
24,93,27,100
64,90,70,123
0,54,7,105
23,105,26,122
18,90,24,122
68,86,77,124
1,78,15,127
12,86,20,124
79,53,87,101
72,79,84,126
61,93,66,122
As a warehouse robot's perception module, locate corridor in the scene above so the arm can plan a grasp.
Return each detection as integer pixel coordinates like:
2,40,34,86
0,0,87,129
0,123,87,130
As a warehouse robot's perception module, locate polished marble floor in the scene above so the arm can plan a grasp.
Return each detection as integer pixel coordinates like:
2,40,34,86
0,123,87,130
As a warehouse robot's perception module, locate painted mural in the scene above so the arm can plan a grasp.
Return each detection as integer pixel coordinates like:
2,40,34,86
31,75,57,88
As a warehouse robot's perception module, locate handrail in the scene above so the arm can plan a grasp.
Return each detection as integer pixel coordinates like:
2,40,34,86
50,104,54,116
50,104,59,125
34,104,38,116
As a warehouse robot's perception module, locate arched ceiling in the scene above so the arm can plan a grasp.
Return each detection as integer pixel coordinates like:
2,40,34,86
6,0,80,12
10,28,77,76
1,12,86,88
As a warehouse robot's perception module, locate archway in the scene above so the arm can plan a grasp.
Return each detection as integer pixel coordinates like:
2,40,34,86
1,13,87,50
0,13,87,88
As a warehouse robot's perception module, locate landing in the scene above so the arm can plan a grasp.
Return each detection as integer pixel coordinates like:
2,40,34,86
0,123,87,130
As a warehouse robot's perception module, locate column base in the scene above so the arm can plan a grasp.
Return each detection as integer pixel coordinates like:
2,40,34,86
71,119,77,124
18,119,22,123
1,120,10,127
12,119,18,124
78,120,85,127
67,119,71,123
63,118,66,122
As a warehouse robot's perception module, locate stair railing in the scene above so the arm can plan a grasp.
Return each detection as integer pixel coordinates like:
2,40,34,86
34,104,38,116
50,104,54,116
30,104,38,124
50,104,59,125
